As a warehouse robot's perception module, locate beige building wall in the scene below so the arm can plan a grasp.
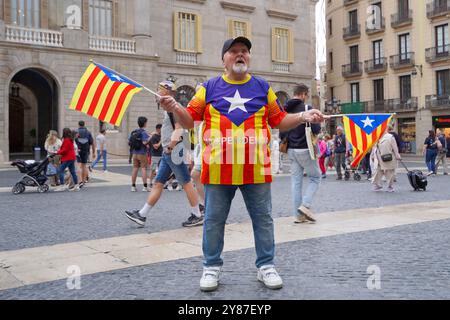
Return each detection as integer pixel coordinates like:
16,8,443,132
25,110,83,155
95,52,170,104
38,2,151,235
0,0,318,163
326,0,450,154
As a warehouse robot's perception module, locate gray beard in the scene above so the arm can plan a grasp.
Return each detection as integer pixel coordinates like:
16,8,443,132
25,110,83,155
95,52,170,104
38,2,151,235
232,64,248,74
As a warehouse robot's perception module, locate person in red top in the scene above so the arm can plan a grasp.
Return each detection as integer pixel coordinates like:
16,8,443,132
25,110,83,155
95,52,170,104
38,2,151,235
55,128,80,192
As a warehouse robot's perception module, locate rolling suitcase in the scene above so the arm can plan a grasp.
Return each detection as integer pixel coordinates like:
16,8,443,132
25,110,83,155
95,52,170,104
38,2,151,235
400,160,427,191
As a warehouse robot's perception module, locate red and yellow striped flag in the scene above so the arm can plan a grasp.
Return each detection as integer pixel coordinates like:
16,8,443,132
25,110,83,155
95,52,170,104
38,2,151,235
70,63,142,126
343,114,393,167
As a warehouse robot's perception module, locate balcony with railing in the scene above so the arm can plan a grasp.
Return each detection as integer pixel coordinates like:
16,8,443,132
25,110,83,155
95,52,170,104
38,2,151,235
387,97,418,112
340,101,366,114
366,100,389,113
343,24,361,40
273,62,290,73
342,62,363,77
344,0,359,6
366,17,385,35
425,45,450,63
391,10,413,28
389,52,415,69
426,94,450,109
5,25,63,47
426,0,450,19
364,58,388,74
176,52,198,65
89,36,136,54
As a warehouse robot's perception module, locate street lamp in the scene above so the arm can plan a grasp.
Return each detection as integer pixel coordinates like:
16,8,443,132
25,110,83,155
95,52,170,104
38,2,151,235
10,82,20,97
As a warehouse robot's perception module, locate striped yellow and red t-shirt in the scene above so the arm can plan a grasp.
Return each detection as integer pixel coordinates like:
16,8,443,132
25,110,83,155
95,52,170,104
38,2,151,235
186,74,287,185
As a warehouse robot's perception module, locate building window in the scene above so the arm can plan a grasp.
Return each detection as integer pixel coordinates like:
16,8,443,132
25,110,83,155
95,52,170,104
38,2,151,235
350,45,359,65
351,83,360,103
174,11,202,52
272,27,293,63
328,19,332,37
398,33,410,60
373,79,384,103
329,51,333,70
10,0,41,28
436,69,450,96
348,9,358,30
435,24,449,54
399,75,411,101
373,40,384,64
398,0,409,18
89,0,113,36
228,19,251,39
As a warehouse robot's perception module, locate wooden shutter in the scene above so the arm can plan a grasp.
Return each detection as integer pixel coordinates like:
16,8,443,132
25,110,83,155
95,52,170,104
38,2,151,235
228,19,234,38
288,28,294,63
40,0,48,29
196,14,202,53
271,27,277,61
4,0,12,24
82,0,89,32
113,0,119,37
173,11,179,51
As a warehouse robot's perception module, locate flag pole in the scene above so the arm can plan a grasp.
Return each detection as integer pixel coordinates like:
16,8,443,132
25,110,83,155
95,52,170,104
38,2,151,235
90,59,161,98
325,113,396,118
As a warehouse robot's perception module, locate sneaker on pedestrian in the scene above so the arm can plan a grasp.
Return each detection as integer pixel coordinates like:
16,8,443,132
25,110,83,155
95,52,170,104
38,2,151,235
200,267,222,292
124,210,146,227
294,214,308,224
103,170,108,173
131,186,137,192
386,187,395,193
297,206,316,222
54,185,67,192
176,184,183,191
69,185,81,192
321,174,327,179
336,176,343,181
167,184,174,191
372,185,383,192
182,214,204,227
142,186,151,192
257,265,283,290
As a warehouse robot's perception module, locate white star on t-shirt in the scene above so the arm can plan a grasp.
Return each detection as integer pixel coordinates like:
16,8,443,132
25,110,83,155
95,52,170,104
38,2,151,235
361,116,375,128
223,90,252,113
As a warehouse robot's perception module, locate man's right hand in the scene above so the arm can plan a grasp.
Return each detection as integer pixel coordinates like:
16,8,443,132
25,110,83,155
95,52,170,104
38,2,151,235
303,109,325,124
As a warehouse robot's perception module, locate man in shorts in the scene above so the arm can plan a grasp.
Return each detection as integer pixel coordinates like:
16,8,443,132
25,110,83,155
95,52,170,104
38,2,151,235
130,117,151,192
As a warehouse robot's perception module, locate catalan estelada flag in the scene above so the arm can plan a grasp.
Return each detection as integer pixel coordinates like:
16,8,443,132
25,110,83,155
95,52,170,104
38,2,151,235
343,114,393,167
70,62,143,126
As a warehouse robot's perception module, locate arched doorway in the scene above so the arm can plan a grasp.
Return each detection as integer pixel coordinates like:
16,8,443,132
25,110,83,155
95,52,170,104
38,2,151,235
175,85,196,107
9,69,59,159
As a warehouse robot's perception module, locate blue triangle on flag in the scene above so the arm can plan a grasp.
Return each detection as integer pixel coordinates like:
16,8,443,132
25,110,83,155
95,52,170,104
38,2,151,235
95,63,142,88
347,114,391,135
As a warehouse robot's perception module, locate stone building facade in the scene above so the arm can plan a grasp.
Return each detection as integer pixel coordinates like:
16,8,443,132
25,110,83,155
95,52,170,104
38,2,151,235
0,0,318,162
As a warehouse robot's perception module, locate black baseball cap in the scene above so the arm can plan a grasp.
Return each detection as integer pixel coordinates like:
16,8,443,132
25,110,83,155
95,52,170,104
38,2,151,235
221,37,252,60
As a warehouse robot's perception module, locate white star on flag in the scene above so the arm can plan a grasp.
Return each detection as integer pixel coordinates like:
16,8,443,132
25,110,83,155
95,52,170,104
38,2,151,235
111,74,123,81
224,90,252,113
361,116,375,128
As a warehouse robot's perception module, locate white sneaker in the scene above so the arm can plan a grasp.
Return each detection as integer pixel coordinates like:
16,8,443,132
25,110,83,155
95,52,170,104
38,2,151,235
69,185,81,192
54,185,67,192
131,186,137,192
257,265,283,290
142,187,150,192
200,267,222,292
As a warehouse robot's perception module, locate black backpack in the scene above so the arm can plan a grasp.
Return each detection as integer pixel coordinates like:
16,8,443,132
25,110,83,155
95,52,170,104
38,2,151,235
129,129,144,151
76,128,92,153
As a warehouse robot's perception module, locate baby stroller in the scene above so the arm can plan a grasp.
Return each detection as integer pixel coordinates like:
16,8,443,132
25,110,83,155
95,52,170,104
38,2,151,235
344,154,361,181
10,156,53,194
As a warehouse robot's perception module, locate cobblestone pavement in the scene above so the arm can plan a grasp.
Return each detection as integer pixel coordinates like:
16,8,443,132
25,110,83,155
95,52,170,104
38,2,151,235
1,165,450,251
1,218,450,300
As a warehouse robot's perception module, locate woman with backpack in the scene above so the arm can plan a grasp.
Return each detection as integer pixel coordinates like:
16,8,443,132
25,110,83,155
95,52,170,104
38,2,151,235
54,128,80,192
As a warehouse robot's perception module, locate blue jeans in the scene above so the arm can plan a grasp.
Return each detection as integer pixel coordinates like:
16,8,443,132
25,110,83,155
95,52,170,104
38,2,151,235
155,152,191,185
92,150,107,171
426,149,438,173
59,160,78,185
203,183,274,268
288,149,321,216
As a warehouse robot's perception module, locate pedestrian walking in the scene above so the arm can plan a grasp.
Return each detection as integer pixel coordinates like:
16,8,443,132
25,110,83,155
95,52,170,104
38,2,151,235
435,129,448,175
129,117,151,192
54,128,80,192
318,136,328,178
44,130,62,186
372,127,402,192
423,130,439,175
280,84,321,224
91,128,108,173
152,37,325,292
334,126,347,180
75,121,95,186
125,80,203,229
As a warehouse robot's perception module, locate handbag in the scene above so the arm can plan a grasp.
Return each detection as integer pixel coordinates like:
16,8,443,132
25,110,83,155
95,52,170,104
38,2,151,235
279,138,288,154
46,163,57,176
381,153,393,162
305,105,319,160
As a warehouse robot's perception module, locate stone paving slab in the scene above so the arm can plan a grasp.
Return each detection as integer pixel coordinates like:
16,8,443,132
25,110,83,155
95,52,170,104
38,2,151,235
1,200,450,291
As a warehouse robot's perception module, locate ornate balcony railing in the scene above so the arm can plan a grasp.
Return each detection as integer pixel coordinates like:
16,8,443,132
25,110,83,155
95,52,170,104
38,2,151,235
176,52,198,65
343,24,361,40
364,58,388,73
342,62,363,77
425,45,450,63
89,36,136,54
6,25,63,47
273,62,290,73
389,52,415,69
391,10,413,28
387,97,418,112
426,0,450,19
426,94,450,109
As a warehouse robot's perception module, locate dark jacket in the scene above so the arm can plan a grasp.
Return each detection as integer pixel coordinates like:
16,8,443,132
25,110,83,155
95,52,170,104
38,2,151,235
280,99,321,150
